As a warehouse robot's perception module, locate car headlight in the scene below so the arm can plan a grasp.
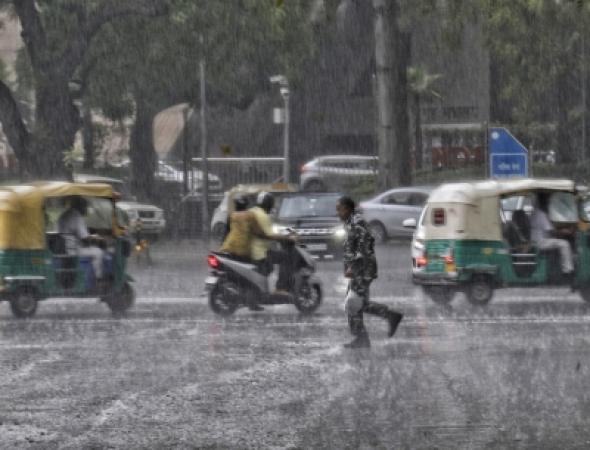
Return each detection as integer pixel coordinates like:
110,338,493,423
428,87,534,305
333,226,346,238
272,224,290,235
413,239,424,251
127,210,139,219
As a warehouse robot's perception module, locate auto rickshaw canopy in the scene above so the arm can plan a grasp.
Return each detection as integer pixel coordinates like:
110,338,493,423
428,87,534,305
424,178,580,241
0,181,115,250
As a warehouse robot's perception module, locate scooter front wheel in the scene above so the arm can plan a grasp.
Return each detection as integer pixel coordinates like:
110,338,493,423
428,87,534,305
209,284,238,316
294,282,322,315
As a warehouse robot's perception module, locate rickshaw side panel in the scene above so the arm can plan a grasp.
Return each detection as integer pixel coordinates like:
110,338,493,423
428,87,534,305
422,239,556,287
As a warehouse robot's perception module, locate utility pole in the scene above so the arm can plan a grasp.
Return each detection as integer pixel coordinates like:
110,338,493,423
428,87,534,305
270,75,290,183
200,34,209,242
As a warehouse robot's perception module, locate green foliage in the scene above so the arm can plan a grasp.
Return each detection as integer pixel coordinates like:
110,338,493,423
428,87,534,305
444,0,590,162
83,0,317,120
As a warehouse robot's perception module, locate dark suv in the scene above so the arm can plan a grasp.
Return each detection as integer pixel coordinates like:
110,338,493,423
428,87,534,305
272,192,345,258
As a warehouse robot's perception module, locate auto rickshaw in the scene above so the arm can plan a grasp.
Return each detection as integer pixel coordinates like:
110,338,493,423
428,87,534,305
0,181,133,318
411,178,590,305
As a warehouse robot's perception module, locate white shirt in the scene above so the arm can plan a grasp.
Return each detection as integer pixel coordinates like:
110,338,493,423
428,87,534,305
57,208,90,253
530,209,553,243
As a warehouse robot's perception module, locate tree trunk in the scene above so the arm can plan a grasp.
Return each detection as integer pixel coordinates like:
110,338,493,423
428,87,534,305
413,92,422,171
0,80,30,177
130,98,157,200
373,0,396,190
30,78,80,178
396,31,412,186
555,72,575,164
82,105,95,170
373,0,411,189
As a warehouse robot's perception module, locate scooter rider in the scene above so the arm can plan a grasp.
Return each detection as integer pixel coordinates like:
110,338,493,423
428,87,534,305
220,195,261,261
250,192,298,299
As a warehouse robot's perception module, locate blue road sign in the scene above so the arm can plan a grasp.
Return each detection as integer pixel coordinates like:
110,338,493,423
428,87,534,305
489,127,529,178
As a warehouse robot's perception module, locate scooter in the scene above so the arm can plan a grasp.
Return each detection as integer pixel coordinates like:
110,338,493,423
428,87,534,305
205,243,323,315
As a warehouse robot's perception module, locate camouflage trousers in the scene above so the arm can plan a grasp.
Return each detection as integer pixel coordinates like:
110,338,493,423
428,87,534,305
347,279,392,338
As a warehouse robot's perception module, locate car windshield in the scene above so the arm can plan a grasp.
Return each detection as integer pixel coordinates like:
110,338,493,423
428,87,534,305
278,194,340,218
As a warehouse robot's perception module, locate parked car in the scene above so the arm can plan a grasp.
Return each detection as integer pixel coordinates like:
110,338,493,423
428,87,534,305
74,174,166,237
156,161,223,194
300,155,378,192
210,183,298,240
358,186,433,243
272,192,345,258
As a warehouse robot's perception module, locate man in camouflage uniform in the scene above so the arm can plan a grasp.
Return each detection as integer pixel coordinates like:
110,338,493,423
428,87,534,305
337,196,403,349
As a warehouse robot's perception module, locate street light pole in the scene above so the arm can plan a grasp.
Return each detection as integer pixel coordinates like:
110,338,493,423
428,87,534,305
200,34,209,242
270,75,290,183
281,86,290,183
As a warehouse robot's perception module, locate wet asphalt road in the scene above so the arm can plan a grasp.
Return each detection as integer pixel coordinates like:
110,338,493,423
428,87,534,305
2,240,590,449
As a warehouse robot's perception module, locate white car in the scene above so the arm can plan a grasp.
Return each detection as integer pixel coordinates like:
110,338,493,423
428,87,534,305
300,155,378,192
74,174,166,236
156,161,223,194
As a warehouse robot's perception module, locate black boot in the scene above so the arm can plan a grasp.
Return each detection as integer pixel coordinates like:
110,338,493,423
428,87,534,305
343,335,371,349
387,311,404,338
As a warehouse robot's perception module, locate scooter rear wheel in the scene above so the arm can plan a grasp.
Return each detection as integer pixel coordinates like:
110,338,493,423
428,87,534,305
294,283,322,315
209,284,238,316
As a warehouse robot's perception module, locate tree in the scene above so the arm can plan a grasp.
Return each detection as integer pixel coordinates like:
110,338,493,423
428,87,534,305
0,0,168,179
80,0,316,198
373,0,412,188
446,0,590,163
407,66,441,170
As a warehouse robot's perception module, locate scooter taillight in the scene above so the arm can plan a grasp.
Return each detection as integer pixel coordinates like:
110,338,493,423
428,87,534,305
207,254,220,269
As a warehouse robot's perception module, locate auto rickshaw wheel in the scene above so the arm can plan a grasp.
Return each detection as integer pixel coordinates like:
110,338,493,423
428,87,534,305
10,287,38,318
106,282,135,316
466,275,494,306
423,286,455,304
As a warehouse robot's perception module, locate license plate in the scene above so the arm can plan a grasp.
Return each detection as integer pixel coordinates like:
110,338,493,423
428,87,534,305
306,243,328,251
205,276,219,286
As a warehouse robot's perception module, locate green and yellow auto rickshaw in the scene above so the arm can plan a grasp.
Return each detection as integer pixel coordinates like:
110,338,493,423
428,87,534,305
412,178,590,305
0,181,134,318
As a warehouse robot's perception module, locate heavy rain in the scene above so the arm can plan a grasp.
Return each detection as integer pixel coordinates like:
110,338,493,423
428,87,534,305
1,0,590,448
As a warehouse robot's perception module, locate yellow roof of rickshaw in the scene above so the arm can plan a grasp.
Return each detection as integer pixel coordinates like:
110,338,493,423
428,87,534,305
428,178,577,205
0,181,115,250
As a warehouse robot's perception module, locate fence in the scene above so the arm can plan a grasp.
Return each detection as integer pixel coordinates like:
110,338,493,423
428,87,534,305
165,157,286,237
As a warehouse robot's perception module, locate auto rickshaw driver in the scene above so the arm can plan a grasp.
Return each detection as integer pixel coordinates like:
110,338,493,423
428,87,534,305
57,195,105,280
530,192,574,277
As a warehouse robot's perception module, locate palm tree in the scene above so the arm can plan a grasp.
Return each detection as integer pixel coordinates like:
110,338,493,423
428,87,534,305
407,66,441,171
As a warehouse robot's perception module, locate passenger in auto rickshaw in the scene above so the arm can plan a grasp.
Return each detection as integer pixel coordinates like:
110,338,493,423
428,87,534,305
57,195,105,280
529,192,574,276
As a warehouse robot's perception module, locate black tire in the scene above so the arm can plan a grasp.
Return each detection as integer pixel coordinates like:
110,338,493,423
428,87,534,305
368,221,387,244
294,282,322,315
466,275,494,306
212,223,227,242
423,285,455,305
209,284,238,316
10,287,38,318
303,180,325,192
106,282,135,316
